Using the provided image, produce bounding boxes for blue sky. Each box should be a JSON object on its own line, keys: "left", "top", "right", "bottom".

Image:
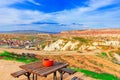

{"left": 0, "top": 0, "right": 120, "bottom": 32}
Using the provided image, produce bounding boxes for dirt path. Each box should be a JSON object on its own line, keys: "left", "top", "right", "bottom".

{"left": 0, "top": 48, "right": 100, "bottom": 55}
{"left": 0, "top": 60, "right": 25, "bottom": 80}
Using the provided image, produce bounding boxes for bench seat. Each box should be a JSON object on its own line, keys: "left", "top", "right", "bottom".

{"left": 71, "top": 76, "right": 83, "bottom": 80}
{"left": 60, "top": 68, "right": 76, "bottom": 75}
{"left": 11, "top": 70, "right": 27, "bottom": 78}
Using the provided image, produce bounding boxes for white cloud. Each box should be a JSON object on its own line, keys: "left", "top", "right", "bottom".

{"left": 88, "top": 0, "right": 115, "bottom": 9}
{"left": 0, "top": 0, "right": 119, "bottom": 31}
{"left": 51, "top": 0, "right": 120, "bottom": 28}
{"left": 0, "top": 0, "right": 24, "bottom": 7}
{"left": 0, "top": 7, "right": 52, "bottom": 24}
{"left": 28, "top": 0, "right": 41, "bottom": 6}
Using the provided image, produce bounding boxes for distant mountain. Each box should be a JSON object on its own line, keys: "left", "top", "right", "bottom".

{"left": 0, "top": 30, "right": 59, "bottom": 34}
{"left": 55, "top": 28, "right": 120, "bottom": 36}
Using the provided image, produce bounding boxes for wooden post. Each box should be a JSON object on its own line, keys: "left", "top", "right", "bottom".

{"left": 32, "top": 74, "right": 34, "bottom": 80}
{"left": 35, "top": 74, "right": 37, "bottom": 80}
{"left": 26, "top": 72, "right": 31, "bottom": 80}
{"left": 53, "top": 72, "right": 57, "bottom": 80}
{"left": 59, "top": 70, "right": 63, "bottom": 80}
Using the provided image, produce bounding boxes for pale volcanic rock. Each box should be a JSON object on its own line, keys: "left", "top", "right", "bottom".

{"left": 114, "top": 53, "right": 120, "bottom": 62}
{"left": 61, "top": 41, "right": 79, "bottom": 51}
{"left": 43, "top": 39, "right": 64, "bottom": 51}
{"left": 87, "top": 46, "right": 97, "bottom": 50}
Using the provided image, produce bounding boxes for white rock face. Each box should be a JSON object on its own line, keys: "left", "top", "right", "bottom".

{"left": 61, "top": 41, "right": 79, "bottom": 51}
{"left": 93, "top": 42, "right": 100, "bottom": 46}
{"left": 103, "top": 41, "right": 120, "bottom": 47}
{"left": 93, "top": 41, "right": 120, "bottom": 47}
{"left": 44, "top": 39, "right": 79, "bottom": 51}
{"left": 43, "top": 39, "right": 63, "bottom": 51}
{"left": 87, "top": 46, "right": 97, "bottom": 50}
{"left": 114, "top": 53, "right": 120, "bottom": 62}
{"left": 43, "top": 39, "right": 120, "bottom": 51}
{"left": 79, "top": 45, "right": 86, "bottom": 51}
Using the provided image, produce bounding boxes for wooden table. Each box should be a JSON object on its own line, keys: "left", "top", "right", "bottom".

{"left": 20, "top": 61, "right": 69, "bottom": 80}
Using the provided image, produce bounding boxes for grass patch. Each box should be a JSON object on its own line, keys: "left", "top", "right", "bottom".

{"left": 0, "top": 51, "right": 38, "bottom": 63}
{"left": 73, "top": 37, "right": 89, "bottom": 44}
{"left": 96, "top": 52, "right": 108, "bottom": 58}
{"left": 71, "top": 68, "right": 120, "bottom": 80}
{"left": 101, "top": 52, "right": 108, "bottom": 57}
{"left": 115, "top": 51, "right": 120, "bottom": 55}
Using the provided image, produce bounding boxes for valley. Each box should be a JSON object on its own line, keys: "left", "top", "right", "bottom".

{"left": 0, "top": 29, "right": 120, "bottom": 80}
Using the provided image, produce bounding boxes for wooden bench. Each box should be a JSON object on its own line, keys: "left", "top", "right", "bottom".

{"left": 71, "top": 76, "right": 83, "bottom": 80}
{"left": 60, "top": 68, "right": 76, "bottom": 75}
{"left": 11, "top": 70, "right": 27, "bottom": 78}
{"left": 22, "top": 53, "right": 35, "bottom": 58}
{"left": 29, "top": 53, "right": 35, "bottom": 58}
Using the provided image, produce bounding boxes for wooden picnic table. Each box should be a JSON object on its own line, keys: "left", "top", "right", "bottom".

{"left": 20, "top": 61, "right": 69, "bottom": 80}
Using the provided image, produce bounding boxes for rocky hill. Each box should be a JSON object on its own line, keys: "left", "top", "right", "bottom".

{"left": 0, "top": 30, "right": 58, "bottom": 34}
{"left": 53, "top": 29, "right": 120, "bottom": 37}
{"left": 43, "top": 38, "right": 120, "bottom": 51}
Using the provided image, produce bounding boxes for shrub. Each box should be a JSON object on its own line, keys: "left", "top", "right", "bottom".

{"left": 0, "top": 51, "right": 38, "bottom": 63}
{"left": 101, "top": 52, "right": 108, "bottom": 57}
{"left": 73, "top": 37, "right": 89, "bottom": 44}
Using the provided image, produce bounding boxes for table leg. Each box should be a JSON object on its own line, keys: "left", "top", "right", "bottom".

{"left": 34, "top": 74, "right": 37, "bottom": 80}
{"left": 59, "top": 71, "right": 63, "bottom": 80}
{"left": 26, "top": 72, "right": 31, "bottom": 80}
{"left": 32, "top": 74, "right": 34, "bottom": 80}
{"left": 53, "top": 72, "right": 57, "bottom": 80}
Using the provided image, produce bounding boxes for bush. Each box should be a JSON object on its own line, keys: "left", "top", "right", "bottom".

{"left": 0, "top": 51, "right": 38, "bottom": 63}
{"left": 73, "top": 37, "right": 89, "bottom": 44}
{"left": 101, "top": 52, "right": 108, "bottom": 57}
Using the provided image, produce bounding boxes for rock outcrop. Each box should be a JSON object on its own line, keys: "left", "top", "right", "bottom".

{"left": 44, "top": 39, "right": 120, "bottom": 51}
{"left": 53, "top": 29, "right": 120, "bottom": 37}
